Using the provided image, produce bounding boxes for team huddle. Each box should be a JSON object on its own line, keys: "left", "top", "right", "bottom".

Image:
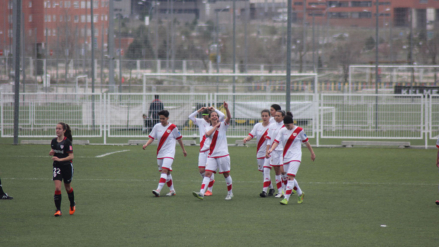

{"left": 143, "top": 102, "right": 316, "bottom": 205}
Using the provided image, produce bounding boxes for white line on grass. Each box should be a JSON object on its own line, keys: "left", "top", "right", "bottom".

{"left": 2, "top": 177, "right": 436, "bottom": 186}
{"left": 95, "top": 150, "right": 130, "bottom": 158}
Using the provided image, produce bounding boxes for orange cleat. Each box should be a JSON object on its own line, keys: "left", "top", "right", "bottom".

{"left": 69, "top": 205, "right": 76, "bottom": 215}
{"left": 54, "top": 210, "right": 62, "bottom": 217}
{"left": 204, "top": 191, "right": 212, "bottom": 196}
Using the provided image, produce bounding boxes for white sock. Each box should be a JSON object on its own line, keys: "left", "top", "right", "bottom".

{"left": 284, "top": 180, "right": 295, "bottom": 200}
{"left": 263, "top": 167, "right": 272, "bottom": 192}
{"left": 275, "top": 175, "right": 282, "bottom": 193}
{"left": 208, "top": 173, "right": 215, "bottom": 192}
{"left": 166, "top": 174, "right": 174, "bottom": 191}
{"left": 156, "top": 173, "right": 167, "bottom": 192}
{"left": 294, "top": 179, "right": 302, "bottom": 195}
{"left": 200, "top": 177, "right": 210, "bottom": 195}
{"left": 225, "top": 176, "right": 232, "bottom": 194}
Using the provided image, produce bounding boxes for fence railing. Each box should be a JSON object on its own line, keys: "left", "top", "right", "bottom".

{"left": 1, "top": 92, "right": 437, "bottom": 147}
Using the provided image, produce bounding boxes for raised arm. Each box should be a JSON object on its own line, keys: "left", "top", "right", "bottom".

{"left": 223, "top": 102, "right": 232, "bottom": 125}
{"left": 189, "top": 109, "right": 201, "bottom": 122}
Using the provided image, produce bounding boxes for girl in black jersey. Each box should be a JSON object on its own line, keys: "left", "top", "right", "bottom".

{"left": 49, "top": 122, "right": 75, "bottom": 217}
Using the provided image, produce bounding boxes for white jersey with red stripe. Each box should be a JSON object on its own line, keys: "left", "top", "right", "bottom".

{"left": 206, "top": 122, "right": 229, "bottom": 158}
{"left": 436, "top": 136, "right": 439, "bottom": 148}
{"left": 148, "top": 122, "right": 182, "bottom": 159}
{"left": 274, "top": 126, "right": 308, "bottom": 163}
{"left": 266, "top": 121, "right": 284, "bottom": 151}
{"left": 248, "top": 122, "right": 270, "bottom": 159}
{"left": 188, "top": 110, "right": 225, "bottom": 152}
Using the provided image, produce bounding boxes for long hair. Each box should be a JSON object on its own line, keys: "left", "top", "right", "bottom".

{"left": 58, "top": 122, "right": 73, "bottom": 141}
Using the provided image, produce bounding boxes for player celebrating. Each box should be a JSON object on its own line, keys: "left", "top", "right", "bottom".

{"left": 243, "top": 109, "right": 275, "bottom": 197}
{"left": 268, "top": 115, "right": 315, "bottom": 205}
{"left": 266, "top": 110, "right": 292, "bottom": 198}
{"left": 436, "top": 136, "right": 439, "bottom": 206}
{"left": 188, "top": 107, "right": 225, "bottom": 196}
{"left": 49, "top": 122, "right": 75, "bottom": 217}
{"left": 193, "top": 102, "right": 233, "bottom": 200}
{"left": 143, "top": 110, "right": 187, "bottom": 197}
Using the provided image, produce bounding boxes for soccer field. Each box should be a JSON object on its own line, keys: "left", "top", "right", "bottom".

{"left": 1, "top": 145, "right": 438, "bottom": 247}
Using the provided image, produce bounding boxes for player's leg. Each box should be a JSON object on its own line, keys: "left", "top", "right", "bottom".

{"left": 0, "top": 177, "right": 13, "bottom": 199}
{"left": 281, "top": 164, "right": 289, "bottom": 195}
{"left": 281, "top": 161, "right": 303, "bottom": 205}
{"left": 165, "top": 159, "right": 176, "bottom": 196}
{"left": 193, "top": 158, "right": 216, "bottom": 199}
{"left": 62, "top": 163, "right": 75, "bottom": 215}
{"left": 271, "top": 151, "right": 284, "bottom": 197}
{"left": 153, "top": 159, "right": 168, "bottom": 197}
{"left": 258, "top": 159, "right": 268, "bottom": 197}
{"left": 198, "top": 152, "right": 207, "bottom": 178}
{"left": 52, "top": 167, "right": 63, "bottom": 216}
{"left": 219, "top": 156, "right": 233, "bottom": 200}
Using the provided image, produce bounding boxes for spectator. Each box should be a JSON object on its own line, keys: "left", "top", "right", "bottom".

{"left": 148, "top": 95, "right": 164, "bottom": 131}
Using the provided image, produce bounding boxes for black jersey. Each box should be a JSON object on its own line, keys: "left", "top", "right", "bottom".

{"left": 51, "top": 137, "right": 73, "bottom": 167}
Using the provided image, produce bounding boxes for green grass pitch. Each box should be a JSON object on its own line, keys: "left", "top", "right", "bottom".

{"left": 1, "top": 144, "right": 439, "bottom": 247}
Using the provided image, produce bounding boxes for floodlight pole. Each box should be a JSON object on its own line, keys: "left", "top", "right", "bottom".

{"left": 286, "top": 0, "right": 292, "bottom": 112}
{"left": 232, "top": 0, "right": 236, "bottom": 124}
{"left": 13, "top": 0, "right": 22, "bottom": 145}
{"left": 375, "top": 0, "right": 379, "bottom": 131}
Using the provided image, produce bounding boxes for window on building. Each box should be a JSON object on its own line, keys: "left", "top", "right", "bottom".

{"left": 47, "top": 1, "right": 51, "bottom": 8}
{"left": 419, "top": 0, "right": 428, "bottom": 3}
{"left": 294, "top": 2, "right": 302, "bottom": 5}
{"left": 65, "top": 1, "right": 71, "bottom": 8}
{"left": 94, "top": 1, "right": 98, "bottom": 8}
{"left": 351, "top": 1, "right": 372, "bottom": 7}
{"left": 81, "top": 15, "right": 86, "bottom": 22}
{"left": 376, "top": 2, "right": 391, "bottom": 5}
{"left": 67, "top": 15, "right": 71, "bottom": 21}
{"left": 87, "top": 29, "right": 91, "bottom": 36}
{"left": 53, "top": 15, "right": 56, "bottom": 22}
{"left": 8, "top": 15, "right": 13, "bottom": 23}
{"left": 60, "top": 1, "right": 63, "bottom": 7}
{"left": 95, "top": 30, "right": 99, "bottom": 36}
{"left": 309, "top": 2, "right": 326, "bottom": 6}
{"left": 29, "top": 15, "right": 32, "bottom": 22}
{"left": 74, "top": 15, "right": 79, "bottom": 22}
{"left": 29, "top": 1, "right": 32, "bottom": 7}
{"left": 29, "top": 30, "right": 32, "bottom": 36}
{"left": 9, "top": 30, "right": 13, "bottom": 37}
{"left": 53, "top": 29, "right": 56, "bottom": 36}
{"left": 48, "top": 15, "right": 51, "bottom": 22}
{"left": 359, "top": 11, "right": 371, "bottom": 18}
{"left": 73, "top": 1, "right": 79, "bottom": 8}
{"left": 8, "top": 0, "right": 13, "bottom": 9}
{"left": 48, "top": 29, "right": 51, "bottom": 36}
{"left": 81, "top": 1, "right": 85, "bottom": 8}
{"left": 328, "top": 1, "right": 348, "bottom": 7}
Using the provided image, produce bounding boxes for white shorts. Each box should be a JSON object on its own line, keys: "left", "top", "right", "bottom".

{"left": 198, "top": 151, "right": 208, "bottom": 168}
{"left": 270, "top": 151, "right": 283, "bottom": 167}
{"left": 257, "top": 158, "right": 271, "bottom": 172}
{"left": 157, "top": 158, "right": 174, "bottom": 172}
{"left": 285, "top": 161, "right": 300, "bottom": 176}
{"left": 206, "top": 156, "right": 231, "bottom": 174}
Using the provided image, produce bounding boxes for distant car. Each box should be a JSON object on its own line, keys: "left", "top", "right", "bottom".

{"left": 272, "top": 15, "right": 287, "bottom": 22}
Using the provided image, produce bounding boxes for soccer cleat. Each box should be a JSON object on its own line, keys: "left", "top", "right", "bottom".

{"left": 274, "top": 192, "right": 284, "bottom": 198}
{"left": 268, "top": 189, "right": 275, "bottom": 196}
{"left": 152, "top": 190, "right": 160, "bottom": 197}
{"left": 69, "top": 203, "right": 76, "bottom": 215}
{"left": 166, "top": 190, "right": 176, "bottom": 196}
{"left": 192, "top": 191, "right": 204, "bottom": 200}
{"left": 436, "top": 200, "right": 439, "bottom": 206}
{"left": 54, "top": 210, "right": 62, "bottom": 217}
{"left": 280, "top": 198, "right": 289, "bottom": 205}
{"left": 260, "top": 191, "right": 267, "bottom": 197}
{"left": 225, "top": 193, "right": 233, "bottom": 201}
{"left": 1, "top": 193, "right": 13, "bottom": 199}
{"left": 204, "top": 191, "right": 212, "bottom": 196}
{"left": 298, "top": 192, "right": 305, "bottom": 204}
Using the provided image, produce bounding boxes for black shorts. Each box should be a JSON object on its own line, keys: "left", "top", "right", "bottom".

{"left": 52, "top": 163, "right": 74, "bottom": 184}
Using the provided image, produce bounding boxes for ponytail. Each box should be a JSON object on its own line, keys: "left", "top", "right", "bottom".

{"left": 58, "top": 122, "right": 73, "bottom": 141}
{"left": 286, "top": 111, "right": 293, "bottom": 117}
{"left": 271, "top": 104, "right": 281, "bottom": 111}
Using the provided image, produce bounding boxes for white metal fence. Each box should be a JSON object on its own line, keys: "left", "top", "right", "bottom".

{"left": 1, "top": 92, "right": 437, "bottom": 145}
{"left": 0, "top": 93, "right": 103, "bottom": 137}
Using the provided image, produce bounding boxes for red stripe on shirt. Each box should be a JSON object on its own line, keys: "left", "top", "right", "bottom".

{"left": 148, "top": 135, "right": 154, "bottom": 139}
{"left": 283, "top": 127, "right": 303, "bottom": 158}
{"left": 302, "top": 138, "right": 309, "bottom": 143}
{"left": 256, "top": 129, "right": 268, "bottom": 155}
{"left": 437, "top": 145, "right": 439, "bottom": 148}
{"left": 208, "top": 126, "right": 220, "bottom": 156}
{"left": 248, "top": 133, "right": 254, "bottom": 138}
{"left": 156, "top": 124, "right": 177, "bottom": 156}
{"left": 208, "top": 154, "right": 229, "bottom": 159}
{"left": 199, "top": 135, "right": 206, "bottom": 151}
